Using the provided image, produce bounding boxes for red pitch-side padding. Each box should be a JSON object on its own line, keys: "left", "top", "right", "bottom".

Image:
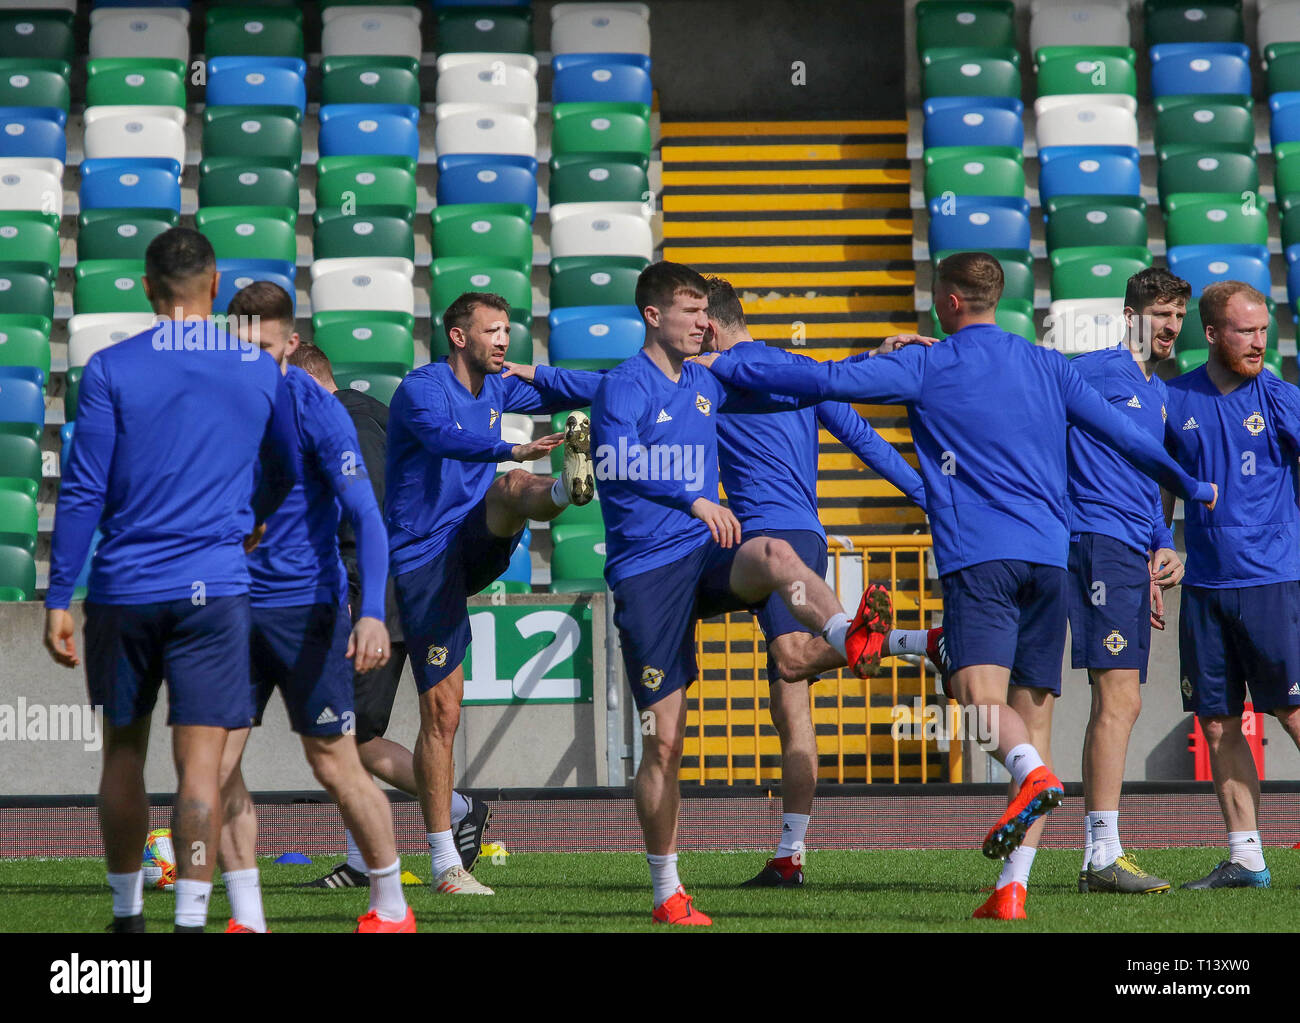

{"left": 1189, "top": 704, "right": 1265, "bottom": 781}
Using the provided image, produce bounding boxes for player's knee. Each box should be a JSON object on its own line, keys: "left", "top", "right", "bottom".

{"left": 498, "top": 468, "right": 533, "bottom": 500}
{"left": 420, "top": 700, "right": 460, "bottom": 744}
{"left": 643, "top": 731, "right": 684, "bottom": 769}
{"left": 305, "top": 747, "right": 347, "bottom": 793}
{"left": 1200, "top": 715, "right": 1239, "bottom": 749}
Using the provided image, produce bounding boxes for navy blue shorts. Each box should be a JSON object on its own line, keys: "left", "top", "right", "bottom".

{"left": 85, "top": 594, "right": 253, "bottom": 728}
{"left": 1179, "top": 582, "right": 1300, "bottom": 717}
{"left": 1068, "top": 533, "right": 1152, "bottom": 683}
{"left": 250, "top": 602, "right": 355, "bottom": 736}
{"left": 394, "top": 496, "right": 521, "bottom": 693}
{"left": 748, "top": 528, "right": 829, "bottom": 683}
{"left": 939, "top": 560, "right": 1067, "bottom": 695}
{"left": 613, "top": 540, "right": 754, "bottom": 710}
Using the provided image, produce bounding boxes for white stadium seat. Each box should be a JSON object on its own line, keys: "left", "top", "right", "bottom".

{"left": 434, "top": 107, "right": 536, "bottom": 158}
{"left": 1043, "top": 298, "right": 1126, "bottom": 356}
{"left": 88, "top": 10, "right": 190, "bottom": 63}
{"left": 1029, "top": 4, "right": 1130, "bottom": 52}
{"left": 310, "top": 258, "right": 415, "bottom": 316}
{"left": 551, "top": 8, "right": 651, "bottom": 56}
{"left": 82, "top": 106, "right": 187, "bottom": 165}
{"left": 549, "top": 202, "right": 654, "bottom": 262}
{"left": 435, "top": 61, "right": 538, "bottom": 113}
{"left": 1034, "top": 96, "right": 1138, "bottom": 149}
{"left": 321, "top": 7, "right": 423, "bottom": 61}
{"left": 436, "top": 53, "right": 539, "bottom": 76}
{"left": 0, "top": 159, "right": 63, "bottom": 218}
{"left": 68, "top": 314, "right": 159, "bottom": 368}
{"left": 551, "top": 3, "right": 649, "bottom": 22}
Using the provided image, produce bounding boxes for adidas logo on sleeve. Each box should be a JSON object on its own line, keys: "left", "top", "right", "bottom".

{"left": 656, "top": 409, "right": 672, "bottom": 423}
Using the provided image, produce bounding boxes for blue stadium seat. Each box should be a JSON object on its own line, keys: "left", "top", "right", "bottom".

{"left": 497, "top": 542, "right": 532, "bottom": 586}
{"left": 0, "top": 103, "right": 65, "bottom": 128}
{"left": 0, "top": 375, "right": 44, "bottom": 438}
{"left": 318, "top": 104, "right": 420, "bottom": 161}
{"left": 0, "top": 365, "right": 44, "bottom": 390}
{"left": 552, "top": 54, "right": 653, "bottom": 106}
{"left": 1037, "top": 145, "right": 1141, "bottom": 201}
{"left": 1149, "top": 43, "right": 1252, "bottom": 99}
{"left": 214, "top": 259, "right": 297, "bottom": 315}
{"left": 1166, "top": 244, "right": 1270, "bottom": 297}
{"left": 1284, "top": 243, "right": 1300, "bottom": 321}
{"left": 435, "top": 154, "right": 538, "bottom": 219}
{"left": 79, "top": 157, "right": 182, "bottom": 212}
{"left": 548, "top": 305, "right": 645, "bottom": 368}
{"left": 0, "top": 106, "right": 65, "bottom": 162}
{"left": 922, "top": 96, "right": 1024, "bottom": 149}
{"left": 59, "top": 421, "right": 72, "bottom": 466}
{"left": 1270, "top": 92, "right": 1300, "bottom": 148}
{"left": 926, "top": 195, "right": 1030, "bottom": 254}
{"left": 206, "top": 56, "right": 308, "bottom": 112}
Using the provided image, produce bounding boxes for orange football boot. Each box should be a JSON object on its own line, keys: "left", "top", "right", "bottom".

{"left": 354, "top": 907, "right": 417, "bottom": 933}
{"left": 972, "top": 882, "right": 1027, "bottom": 920}
{"left": 651, "top": 886, "right": 712, "bottom": 926}
{"left": 982, "top": 765, "right": 1064, "bottom": 860}
{"left": 845, "top": 584, "right": 893, "bottom": 679}
{"left": 224, "top": 919, "right": 266, "bottom": 933}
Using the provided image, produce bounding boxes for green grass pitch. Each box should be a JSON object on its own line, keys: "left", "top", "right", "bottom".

{"left": 3, "top": 848, "right": 1299, "bottom": 932}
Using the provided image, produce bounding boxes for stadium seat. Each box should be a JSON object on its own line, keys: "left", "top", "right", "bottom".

{"left": 921, "top": 97, "right": 1024, "bottom": 149}
{"left": 0, "top": 211, "right": 58, "bottom": 273}
{"left": 321, "top": 6, "right": 423, "bottom": 60}
{"left": 0, "top": 481, "right": 37, "bottom": 553}
{"left": 199, "top": 157, "right": 300, "bottom": 212}
{"left": 430, "top": 259, "right": 531, "bottom": 324}
{"left": 1043, "top": 195, "right": 1148, "bottom": 252}
{"left": 321, "top": 56, "right": 421, "bottom": 107}
{"left": 1156, "top": 95, "right": 1254, "bottom": 150}
{"left": 437, "top": 155, "right": 539, "bottom": 217}
{"left": 915, "top": 1, "right": 1015, "bottom": 54}
{"left": 550, "top": 262, "right": 641, "bottom": 308}
{"left": 921, "top": 47, "right": 1021, "bottom": 100}
{"left": 1167, "top": 243, "right": 1271, "bottom": 296}
{"left": 83, "top": 106, "right": 185, "bottom": 165}
{"left": 67, "top": 313, "right": 153, "bottom": 368}
{"left": 932, "top": 298, "right": 1036, "bottom": 342}
{"left": 312, "top": 314, "right": 415, "bottom": 376}
{"left": 551, "top": 102, "right": 651, "bottom": 155}
{"left": 549, "top": 305, "right": 644, "bottom": 369}
{"left": 0, "top": 58, "right": 70, "bottom": 111}
{"left": 551, "top": 494, "right": 604, "bottom": 546}
{"left": 548, "top": 153, "right": 648, "bottom": 205}
{"left": 89, "top": 8, "right": 189, "bottom": 63}
{"left": 933, "top": 248, "right": 1035, "bottom": 306}
{"left": 202, "top": 106, "right": 302, "bottom": 172}
{"left": 206, "top": 57, "right": 307, "bottom": 112}
{"left": 0, "top": 424, "right": 39, "bottom": 485}
{"left": 0, "top": 374, "right": 44, "bottom": 438}
{"left": 1270, "top": 92, "right": 1300, "bottom": 148}
{"left": 1283, "top": 244, "right": 1300, "bottom": 320}
{"left": 0, "top": 546, "right": 36, "bottom": 601}
{"left": 85, "top": 57, "right": 186, "bottom": 108}
{"left": 73, "top": 260, "right": 150, "bottom": 315}
{"left": 922, "top": 145, "right": 1024, "bottom": 201}
{"left": 317, "top": 154, "right": 417, "bottom": 213}
{"left": 926, "top": 196, "right": 1032, "bottom": 253}
{"left": 485, "top": 543, "right": 532, "bottom": 592}
{"left": 1042, "top": 298, "right": 1127, "bottom": 356}
{"left": 313, "top": 209, "right": 415, "bottom": 262}
{"left": 1164, "top": 192, "right": 1268, "bottom": 247}
{"left": 1049, "top": 246, "right": 1153, "bottom": 300}
{"left": 1037, "top": 145, "right": 1141, "bottom": 201}
{"left": 1265, "top": 42, "right": 1300, "bottom": 95}
{"left": 1150, "top": 43, "right": 1252, "bottom": 99}
{"left": 551, "top": 5, "right": 649, "bottom": 55}
{"left": 1158, "top": 144, "right": 1259, "bottom": 200}
{"left": 204, "top": 8, "right": 304, "bottom": 59}
{"left": 309, "top": 258, "right": 415, "bottom": 317}
{"left": 0, "top": 107, "right": 64, "bottom": 162}
{"left": 1274, "top": 142, "right": 1300, "bottom": 211}
{"left": 318, "top": 104, "right": 419, "bottom": 161}
{"left": 0, "top": 159, "right": 63, "bottom": 218}
{"left": 195, "top": 206, "right": 297, "bottom": 264}
{"left": 0, "top": 268, "right": 53, "bottom": 319}
{"left": 549, "top": 535, "right": 606, "bottom": 593}
{"left": 213, "top": 260, "right": 296, "bottom": 316}
{"left": 435, "top": 58, "right": 539, "bottom": 111}
{"left": 430, "top": 203, "right": 533, "bottom": 270}
{"left": 79, "top": 157, "right": 182, "bottom": 212}
{"left": 0, "top": 314, "right": 51, "bottom": 382}
{"left": 77, "top": 208, "right": 178, "bottom": 261}
{"left": 433, "top": 106, "right": 536, "bottom": 159}
{"left": 333, "top": 369, "right": 404, "bottom": 406}
{"left": 0, "top": 475, "right": 36, "bottom": 501}
{"left": 1030, "top": 6, "right": 1130, "bottom": 52}
{"left": 549, "top": 202, "right": 654, "bottom": 262}
{"left": 1034, "top": 96, "right": 1138, "bottom": 149}
{"left": 552, "top": 54, "right": 652, "bottom": 107}
{"left": 1033, "top": 45, "right": 1137, "bottom": 98}
{"left": 0, "top": 11, "right": 75, "bottom": 63}
{"left": 1146, "top": 4, "right": 1244, "bottom": 46}
{"left": 435, "top": 7, "right": 534, "bottom": 53}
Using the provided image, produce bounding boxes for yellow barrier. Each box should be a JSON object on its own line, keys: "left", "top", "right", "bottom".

{"left": 681, "top": 535, "right": 961, "bottom": 785}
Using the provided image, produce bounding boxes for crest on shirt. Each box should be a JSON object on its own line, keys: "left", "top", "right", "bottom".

{"left": 695, "top": 392, "right": 711, "bottom": 416}
{"left": 1126, "top": 394, "right": 1141, "bottom": 409}
{"left": 1161, "top": 404, "right": 1167, "bottom": 422}
{"left": 1103, "top": 630, "right": 1128, "bottom": 655}
{"left": 641, "top": 666, "right": 664, "bottom": 692}
{"left": 1244, "top": 411, "right": 1265, "bottom": 436}
{"left": 489, "top": 408, "right": 499, "bottom": 429}
{"left": 426, "top": 645, "right": 448, "bottom": 668}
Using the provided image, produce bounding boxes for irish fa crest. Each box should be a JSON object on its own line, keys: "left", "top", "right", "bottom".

{"left": 489, "top": 408, "right": 500, "bottom": 429}
{"left": 641, "top": 666, "right": 664, "bottom": 692}
{"left": 1244, "top": 411, "right": 1265, "bottom": 436}
{"left": 426, "top": 645, "right": 448, "bottom": 667}
{"left": 695, "top": 393, "right": 711, "bottom": 416}
{"left": 1103, "top": 630, "right": 1127, "bottom": 655}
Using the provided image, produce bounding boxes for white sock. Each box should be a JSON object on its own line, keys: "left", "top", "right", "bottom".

{"left": 821, "top": 612, "right": 849, "bottom": 658}
{"left": 1004, "top": 743, "right": 1044, "bottom": 788}
{"left": 1081, "top": 816, "right": 1093, "bottom": 873}
{"left": 887, "top": 630, "right": 930, "bottom": 656}
{"left": 646, "top": 852, "right": 681, "bottom": 907}
{"left": 222, "top": 868, "right": 266, "bottom": 933}
{"left": 1228, "top": 830, "right": 1266, "bottom": 872}
{"left": 173, "top": 878, "right": 213, "bottom": 929}
{"left": 550, "top": 477, "right": 571, "bottom": 508}
{"left": 428, "top": 830, "right": 461, "bottom": 876}
{"left": 367, "top": 859, "right": 408, "bottom": 922}
{"left": 451, "top": 791, "right": 471, "bottom": 827}
{"left": 1087, "top": 810, "right": 1123, "bottom": 869}
{"left": 344, "top": 828, "right": 367, "bottom": 873}
{"left": 776, "top": 812, "right": 810, "bottom": 861}
{"left": 107, "top": 870, "right": 143, "bottom": 918}
{"left": 997, "top": 845, "right": 1036, "bottom": 890}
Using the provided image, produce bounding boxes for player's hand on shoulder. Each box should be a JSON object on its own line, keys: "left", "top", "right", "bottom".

{"left": 44, "top": 608, "right": 79, "bottom": 668}
{"left": 690, "top": 497, "right": 742, "bottom": 548}
{"left": 348, "top": 616, "right": 390, "bottom": 674}
{"left": 243, "top": 523, "right": 266, "bottom": 553}
{"left": 502, "top": 362, "right": 536, "bottom": 383}
{"left": 512, "top": 432, "right": 565, "bottom": 463}
{"left": 1149, "top": 547, "right": 1184, "bottom": 588}
{"left": 874, "top": 334, "right": 938, "bottom": 356}
{"left": 691, "top": 352, "right": 722, "bottom": 370}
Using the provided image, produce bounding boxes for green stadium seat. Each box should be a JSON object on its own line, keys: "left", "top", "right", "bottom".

{"left": 922, "top": 145, "right": 1024, "bottom": 201}
{"left": 316, "top": 155, "right": 417, "bottom": 214}
{"left": 1265, "top": 43, "right": 1300, "bottom": 95}
{"left": 931, "top": 248, "right": 1034, "bottom": 306}
{"left": 199, "top": 158, "right": 301, "bottom": 212}
{"left": 1273, "top": 143, "right": 1300, "bottom": 211}
{"left": 1050, "top": 246, "right": 1153, "bottom": 300}
{"left": 77, "top": 209, "right": 178, "bottom": 262}
{"left": 0, "top": 544, "right": 35, "bottom": 600}
{"left": 921, "top": 47, "right": 1021, "bottom": 100}
{"left": 311, "top": 316, "right": 414, "bottom": 376}
{"left": 0, "top": 585, "right": 26, "bottom": 601}
{"left": 63, "top": 363, "right": 81, "bottom": 420}
{"left": 204, "top": 9, "right": 305, "bottom": 59}
{"left": 551, "top": 103, "right": 652, "bottom": 157}
{"left": 1157, "top": 146, "right": 1258, "bottom": 207}
{"left": 1043, "top": 196, "right": 1148, "bottom": 252}
{"left": 436, "top": 8, "right": 533, "bottom": 54}
{"left": 0, "top": 12, "right": 75, "bottom": 63}
{"left": 1164, "top": 192, "right": 1267, "bottom": 248}
{"left": 1145, "top": 3, "right": 1243, "bottom": 46}
{"left": 321, "top": 56, "right": 420, "bottom": 107}
{"left": 0, "top": 211, "right": 58, "bottom": 275}
{"left": 431, "top": 203, "right": 532, "bottom": 271}
{"left": 73, "top": 260, "right": 150, "bottom": 315}
{"left": 0, "top": 487, "right": 37, "bottom": 553}
{"left": 202, "top": 107, "right": 303, "bottom": 174}
{"left": 550, "top": 263, "right": 641, "bottom": 309}
{"left": 932, "top": 298, "right": 1036, "bottom": 342}
{"left": 0, "top": 475, "right": 36, "bottom": 500}
{"left": 916, "top": 1, "right": 1015, "bottom": 55}
{"left": 550, "top": 495, "right": 605, "bottom": 547}
{"left": 196, "top": 206, "right": 298, "bottom": 264}
{"left": 0, "top": 268, "right": 53, "bottom": 320}
{"left": 313, "top": 208, "right": 414, "bottom": 262}
{"left": 86, "top": 58, "right": 186, "bottom": 109}
{"left": 430, "top": 258, "right": 531, "bottom": 326}
{"left": 549, "top": 154, "right": 650, "bottom": 206}
{"left": 0, "top": 315, "right": 50, "bottom": 383}
{"left": 549, "top": 535, "right": 606, "bottom": 593}
{"left": 0, "top": 423, "right": 40, "bottom": 483}
{"left": 1154, "top": 95, "right": 1254, "bottom": 151}
{"left": 0, "top": 58, "right": 70, "bottom": 111}
{"left": 334, "top": 369, "right": 405, "bottom": 406}
{"left": 1034, "top": 46, "right": 1137, "bottom": 98}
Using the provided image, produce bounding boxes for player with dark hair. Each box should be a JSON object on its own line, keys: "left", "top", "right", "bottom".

{"left": 696, "top": 250, "right": 1218, "bottom": 920}
{"left": 217, "top": 285, "right": 415, "bottom": 932}
{"left": 703, "top": 275, "right": 939, "bottom": 887}
{"left": 289, "top": 344, "right": 491, "bottom": 889}
{"left": 1164, "top": 280, "right": 1300, "bottom": 890}
{"left": 44, "top": 228, "right": 299, "bottom": 933}
{"left": 1068, "top": 267, "right": 1191, "bottom": 897}
{"left": 593, "top": 261, "right": 895, "bottom": 925}
{"left": 386, "top": 291, "right": 599, "bottom": 895}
